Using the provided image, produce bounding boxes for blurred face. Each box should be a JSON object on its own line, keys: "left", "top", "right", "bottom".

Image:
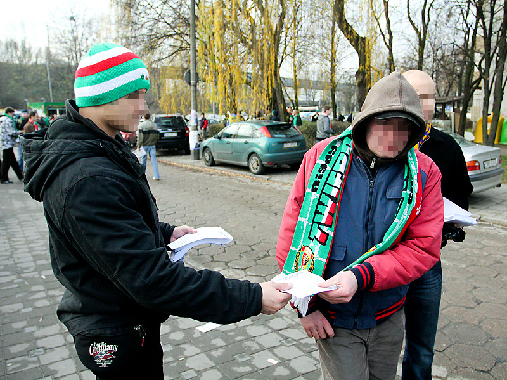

{"left": 30, "top": 113, "right": 39, "bottom": 121}
{"left": 403, "top": 71, "right": 436, "bottom": 122}
{"left": 102, "top": 89, "right": 148, "bottom": 135}
{"left": 366, "top": 118, "right": 412, "bottom": 158}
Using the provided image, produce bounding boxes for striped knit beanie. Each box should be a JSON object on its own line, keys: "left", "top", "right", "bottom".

{"left": 74, "top": 43, "right": 150, "bottom": 107}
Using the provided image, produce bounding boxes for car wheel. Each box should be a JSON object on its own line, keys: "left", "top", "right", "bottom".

{"left": 184, "top": 145, "right": 190, "bottom": 155}
{"left": 203, "top": 148, "right": 215, "bottom": 166}
{"left": 289, "top": 163, "right": 301, "bottom": 170}
{"left": 248, "top": 153, "right": 265, "bottom": 175}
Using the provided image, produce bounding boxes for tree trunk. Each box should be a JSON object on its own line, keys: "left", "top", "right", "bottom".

{"left": 457, "top": 0, "right": 480, "bottom": 136}
{"left": 480, "top": 0, "right": 493, "bottom": 145}
{"left": 486, "top": 1, "right": 507, "bottom": 146}
{"left": 335, "top": 0, "right": 371, "bottom": 109}
{"left": 330, "top": 2, "right": 338, "bottom": 118}
{"left": 292, "top": 0, "right": 299, "bottom": 109}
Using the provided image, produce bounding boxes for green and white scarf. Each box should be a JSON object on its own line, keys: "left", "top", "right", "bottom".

{"left": 282, "top": 127, "right": 422, "bottom": 314}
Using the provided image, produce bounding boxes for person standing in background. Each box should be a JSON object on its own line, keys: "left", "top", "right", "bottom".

{"left": 138, "top": 113, "right": 161, "bottom": 180}
{"left": 401, "top": 70, "right": 473, "bottom": 380}
{"left": 1, "top": 107, "right": 23, "bottom": 184}
{"left": 316, "top": 106, "right": 332, "bottom": 143}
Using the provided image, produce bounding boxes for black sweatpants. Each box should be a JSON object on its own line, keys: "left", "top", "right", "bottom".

{"left": 1, "top": 147, "right": 23, "bottom": 182}
{"left": 74, "top": 323, "right": 164, "bottom": 380}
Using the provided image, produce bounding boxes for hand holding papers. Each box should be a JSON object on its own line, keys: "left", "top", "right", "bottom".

{"left": 134, "top": 146, "right": 146, "bottom": 158}
{"left": 444, "top": 197, "right": 477, "bottom": 226}
{"left": 271, "top": 270, "right": 337, "bottom": 316}
{"left": 168, "top": 227, "right": 233, "bottom": 262}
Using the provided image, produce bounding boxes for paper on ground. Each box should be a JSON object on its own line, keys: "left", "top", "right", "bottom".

{"left": 196, "top": 322, "right": 221, "bottom": 333}
{"left": 168, "top": 227, "right": 233, "bottom": 262}
{"left": 444, "top": 197, "right": 477, "bottom": 226}
{"left": 271, "top": 270, "right": 337, "bottom": 316}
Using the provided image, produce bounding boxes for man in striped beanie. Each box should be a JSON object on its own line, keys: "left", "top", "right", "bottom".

{"left": 21, "top": 43, "right": 292, "bottom": 379}
{"left": 74, "top": 42, "right": 151, "bottom": 135}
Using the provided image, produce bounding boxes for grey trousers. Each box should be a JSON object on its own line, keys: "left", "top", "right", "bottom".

{"left": 317, "top": 309, "right": 405, "bottom": 380}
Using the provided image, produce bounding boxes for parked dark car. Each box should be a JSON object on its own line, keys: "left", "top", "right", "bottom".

{"left": 153, "top": 114, "right": 190, "bottom": 154}
{"left": 201, "top": 121, "right": 306, "bottom": 174}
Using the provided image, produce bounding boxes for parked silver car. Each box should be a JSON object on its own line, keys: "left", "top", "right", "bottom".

{"left": 446, "top": 131, "right": 504, "bottom": 193}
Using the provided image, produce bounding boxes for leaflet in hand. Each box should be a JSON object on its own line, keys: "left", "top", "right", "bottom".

{"left": 168, "top": 227, "right": 233, "bottom": 262}
{"left": 444, "top": 197, "right": 477, "bottom": 226}
{"left": 271, "top": 270, "right": 337, "bottom": 316}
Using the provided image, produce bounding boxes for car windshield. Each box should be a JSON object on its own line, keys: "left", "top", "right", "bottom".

{"left": 266, "top": 123, "right": 300, "bottom": 137}
{"left": 155, "top": 117, "right": 185, "bottom": 128}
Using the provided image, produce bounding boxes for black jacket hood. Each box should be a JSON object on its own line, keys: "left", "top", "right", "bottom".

{"left": 22, "top": 99, "right": 143, "bottom": 201}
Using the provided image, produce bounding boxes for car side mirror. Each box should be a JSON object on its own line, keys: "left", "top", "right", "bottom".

{"left": 216, "top": 134, "right": 222, "bottom": 139}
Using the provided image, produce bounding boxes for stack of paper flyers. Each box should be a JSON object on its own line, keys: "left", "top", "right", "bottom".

{"left": 168, "top": 227, "right": 233, "bottom": 262}
{"left": 271, "top": 270, "right": 337, "bottom": 316}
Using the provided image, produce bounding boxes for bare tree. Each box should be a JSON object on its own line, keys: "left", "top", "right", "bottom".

{"left": 457, "top": 0, "right": 484, "bottom": 136}
{"left": 373, "top": 0, "right": 395, "bottom": 73}
{"left": 487, "top": 1, "right": 507, "bottom": 145}
{"left": 476, "top": 0, "right": 506, "bottom": 145}
{"left": 335, "top": 0, "right": 371, "bottom": 109}
{"left": 407, "top": 0, "right": 436, "bottom": 70}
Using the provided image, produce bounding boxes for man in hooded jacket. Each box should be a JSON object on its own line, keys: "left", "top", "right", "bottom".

{"left": 277, "top": 72, "right": 444, "bottom": 380}
{"left": 22, "top": 42, "right": 291, "bottom": 379}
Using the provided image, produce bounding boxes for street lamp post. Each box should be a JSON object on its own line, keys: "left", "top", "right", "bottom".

{"left": 46, "top": 25, "right": 54, "bottom": 103}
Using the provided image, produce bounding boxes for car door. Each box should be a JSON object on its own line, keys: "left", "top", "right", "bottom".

{"left": 214, "top": 124, "right": 238, "bottom": 161}
{"left": 231, "top": 124, "right": 255, "bottom": 162}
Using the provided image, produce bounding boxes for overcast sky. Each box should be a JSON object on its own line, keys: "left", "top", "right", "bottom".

{"left": 0, "top": 0, "right": 109, "bottom": 49}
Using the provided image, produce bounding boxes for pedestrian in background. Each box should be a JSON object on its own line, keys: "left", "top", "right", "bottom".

{"left": 199, "top": 113, "right": 209, "bottom": 139}
{"left": 277, "top": 72, "right": 443, "bottom": 380}
{"left": 401, "top": 69, "right": 473, "bottom": 380}
{"left": 0, "top": 107, "right": 23, "bottom": 184}
{"left": 18, "top": 111, "right": 40, "bottom": 171}
{"left": 138, "top": 113, "right": 161, "bottom": 180}
{"left": 292, "top": 109, "right": 302, "bottom": 129}
{"left": 22, "top": 42, "right": 291, "bottom": 379}
{"left": 316, "top": 105, "right": 332, "bottom": 143}
{"left": 287, "top": 106, "right": 294, "bottom": 123}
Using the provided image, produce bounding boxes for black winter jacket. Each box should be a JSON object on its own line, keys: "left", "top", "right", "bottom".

{"left": 420, "top": 127, "right": 473, "bottom": 210}
{"left": 22, "top": 100, "right": 262, "bottom": 335}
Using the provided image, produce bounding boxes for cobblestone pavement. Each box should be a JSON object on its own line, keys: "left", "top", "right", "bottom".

{"left": 1, "top": 159, "right": 506, "bottom": 380}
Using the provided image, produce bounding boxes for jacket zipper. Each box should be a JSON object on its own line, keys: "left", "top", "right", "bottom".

{"left": 353, "top": 159, "right": 375, "bottom": 328}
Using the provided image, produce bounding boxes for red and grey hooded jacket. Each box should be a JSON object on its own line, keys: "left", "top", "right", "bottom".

{"left": 276, "top": 72, "right": 444, "bottom": 329}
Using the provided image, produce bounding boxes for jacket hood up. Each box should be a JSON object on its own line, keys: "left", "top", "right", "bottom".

{"left": 22, "top": 99, "right": 143, "bottom": 202}
{"left": 351, "top": 71, "right": 426, "bottom": 166}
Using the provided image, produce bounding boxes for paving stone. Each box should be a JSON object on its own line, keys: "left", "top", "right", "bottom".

{"left": 288, "top": 354, "right": 319, "bottom": 374}
{"left": 443, "top": 344, "right": 496, "bottom": 371}
{"left": 197, "top": 368, "right": 226, "bottom": 380}
{"left": 39, "top": 346, "right": 71, "bottom": 365}
{"left": 218, "top": 360, "right": 256, "bottom": 379}
{"left": 184, "top": 353, "right": 215, "bottom": 371}
{"left": 2, "top": 159, "right": 507, "bottom": 380}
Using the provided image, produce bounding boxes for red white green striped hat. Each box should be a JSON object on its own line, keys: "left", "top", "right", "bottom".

{"left": 74, "top": 43, "right": 150, "bottom": 107}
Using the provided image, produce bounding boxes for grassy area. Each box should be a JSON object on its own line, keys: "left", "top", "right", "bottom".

{"left": 502, "top": 155, "right": 507, "bottom": 184}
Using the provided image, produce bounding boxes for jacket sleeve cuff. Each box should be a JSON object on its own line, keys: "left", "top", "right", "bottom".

{"left": 349, "top": 262, "right": 375, "bottom": 291}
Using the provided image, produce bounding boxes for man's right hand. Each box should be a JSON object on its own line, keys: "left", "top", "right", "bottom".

{"left": 300, "top": 310, "right": 335, "bottom": 339}
{"left": 259, "top": 282, "right": 292, "bottom": 314}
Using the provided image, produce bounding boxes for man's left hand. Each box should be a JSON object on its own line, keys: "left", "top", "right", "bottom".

{"left": 170, "top": 225, "right": 197, "bottom": 243}
{"left": 317, "top": 271, "right": 358, "bottom": 304}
